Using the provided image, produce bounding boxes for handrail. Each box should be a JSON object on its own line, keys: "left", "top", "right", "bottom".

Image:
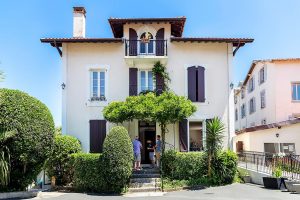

{"left": 124, "top": 39, "right": 168, "bottom": 56}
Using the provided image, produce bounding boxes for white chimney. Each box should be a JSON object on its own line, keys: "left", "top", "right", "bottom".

{"left": 73, "top": 7, "right": 86, "bottom": 38}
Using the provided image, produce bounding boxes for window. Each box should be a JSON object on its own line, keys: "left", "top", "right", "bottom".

{"left": 90, "top": 70, "right": 106, "bottom": 101}
{"left": 235, "top": 109, "right": 238, "bottom": 121}
{"left": 241, "top": 104, "right": 246, "bottom": 118}
{"left": 264, "top": 143, "right": 295, "bottom": 154}
{"left": 187, "top": 66, "right": 205, "bottom": 102}
{"left": 234, "top": 95, "right": 237, "bottom": 104}
{"left": 241, "top": 89, "right": 245, "bottom": 99}
{"left": 248, "top": 76, "right": 255, "bottom": 93}
{"left": 260, "top": 90, "right": 266, "bottom": 109}
{"left": 139, "top": 70, "right": 154, "bottom": 92}
{"left": 249, "top": 97, "right": 256, "bottom": 114}
{"left": 189, "top": 121, "right": 203, "bottom": 151}
{"left": 259, "top": 67, "right": 266, "bottom": 84}
{"left": 292, "top": 83, "right": 300, "bottom": 101}
{"left": 139, "top": 32, "right": 154, "bottom": 54}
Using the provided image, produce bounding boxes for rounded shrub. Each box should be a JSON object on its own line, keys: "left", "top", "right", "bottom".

{"left": 102, "top": 126, "right": 133, "bottom": 193}
{"left": 45, "top": 134, "right": 81, "bottom": 185}
{"left": 0, "top": 89, "right": 55, "bottom": 191}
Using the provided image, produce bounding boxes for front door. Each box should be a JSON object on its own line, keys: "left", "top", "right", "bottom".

{"left": 139, "top": 121, "right": 156, "bottom": 164}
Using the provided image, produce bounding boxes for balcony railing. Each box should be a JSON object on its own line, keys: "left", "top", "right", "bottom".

{"left": 125, "top": 39, "right": 167, "bottom": 56}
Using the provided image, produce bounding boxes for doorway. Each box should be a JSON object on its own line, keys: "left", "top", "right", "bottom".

{"left": 139, "top": 121, "right": 156, "bottom": 164}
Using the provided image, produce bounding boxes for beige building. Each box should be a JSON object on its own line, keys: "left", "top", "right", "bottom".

{"left": 41, "top": 7, "right": 253, "bottom": 163}
{"left": 234, "top": 58, "right": 300, "bottom": 154}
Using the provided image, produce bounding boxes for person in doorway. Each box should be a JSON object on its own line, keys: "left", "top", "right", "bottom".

{"left": 155, "top": 135, "right": 162, "bottom": 168}
{"left": 147, "top": 140, "right": 155, "bottom": 168}
{"left": 133, "top": 136, "right": 142, "bottom": 170}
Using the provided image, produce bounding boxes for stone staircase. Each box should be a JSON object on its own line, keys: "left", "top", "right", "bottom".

{"left": 128, "top": 164, "right": 161, "bottom": 193}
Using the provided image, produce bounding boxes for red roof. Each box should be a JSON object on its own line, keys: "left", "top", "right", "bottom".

{"left": 108, "top": 17, "right": 186, "bottom": 38}
{"left": 170, "top": 37, "right": 254, "bottom": 47}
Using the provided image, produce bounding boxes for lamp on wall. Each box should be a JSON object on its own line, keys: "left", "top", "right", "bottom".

{"left": 61, "top": 83, "right": 66, "bottom": 90}
{"left": 276, "top": 133, "right": 279, "bottom": 138}
{"left": 230, "top": 82, "right": 234, "bottom": 89}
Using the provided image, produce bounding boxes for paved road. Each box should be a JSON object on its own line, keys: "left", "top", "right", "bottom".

{"left": 29, "top": 183, "right": 300, "bottom": 200}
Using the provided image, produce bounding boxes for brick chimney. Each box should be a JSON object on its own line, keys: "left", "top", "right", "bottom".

{"left": 73, "top": 7, "right": 86, "bottom": 38}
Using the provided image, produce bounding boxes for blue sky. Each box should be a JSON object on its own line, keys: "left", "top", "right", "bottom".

{"left": 1, "top": 0, "right": 300, "bottom": 126}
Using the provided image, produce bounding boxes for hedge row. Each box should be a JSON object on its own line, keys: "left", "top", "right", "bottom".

{"left": 69, "top": 126, "right": 133, "bottom": 193}
{"left": 162, "top": 150, "right": 237, "bottom": 185}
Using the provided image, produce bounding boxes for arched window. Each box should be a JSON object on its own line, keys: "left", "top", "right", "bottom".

{"left": 140, "top": 32, "right": 154, "bottom": 54}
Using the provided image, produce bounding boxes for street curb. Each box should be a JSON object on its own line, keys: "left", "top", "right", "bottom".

{"left": 0, "top": 190, "right": 41, "bottom": 199}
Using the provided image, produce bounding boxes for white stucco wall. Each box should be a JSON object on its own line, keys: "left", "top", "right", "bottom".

{"left": 62, "top": 23, "right": 235, "bottom": 152}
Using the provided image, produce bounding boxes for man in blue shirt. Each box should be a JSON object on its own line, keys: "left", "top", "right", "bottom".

{"left": 133, "top": 136, "right": 142, "bottom": 170}
{"left": 155, "top": 135, "right": 161, "bottom": 167}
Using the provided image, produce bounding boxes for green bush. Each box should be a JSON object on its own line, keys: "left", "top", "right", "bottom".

{"left": 210, "top": 150, "right": 238, "bottom": 185}
{"left": 45, "top": 134, "right": 81, "bottom": 185}
{"left": 102, "top": 126, "right": 133, "bottom": 193}
{"left": 162, "top": 150, "right": 237, "bottom": 186}
{"left": 70, "top": 153, "right": 104, "bottom": 192}
{"left": 0, "top": 89, "right": 55, "bottom": 191}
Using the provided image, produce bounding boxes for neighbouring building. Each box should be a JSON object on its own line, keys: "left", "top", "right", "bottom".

{"left": 41, "top": 7, "right": 253, "bottom": 163}
{"left": 234, "top": 58, "right": 300, "bottom": 154}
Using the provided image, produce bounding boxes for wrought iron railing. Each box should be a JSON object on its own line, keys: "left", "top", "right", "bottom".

{"left": 124, "top": 39, "right": 168, "bottom": 56}
{"left": 238, "top": 151, "right": 300, "bottom": 180}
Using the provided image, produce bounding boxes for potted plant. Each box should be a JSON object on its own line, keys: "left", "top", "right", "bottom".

{"left": 263, "top": 167, "right": 282, "bottom": 189}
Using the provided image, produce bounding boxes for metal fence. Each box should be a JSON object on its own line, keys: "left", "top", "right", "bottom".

{"left": 238, "top": 151, "right": 300, "bottom": 180}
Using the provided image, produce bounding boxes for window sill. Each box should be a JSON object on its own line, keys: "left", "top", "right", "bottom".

{"left": 86, "top": 100, "right": 108, "bottom": 107}
{"left": 292, "top": 100, "right": 300, "bottom": 103}
{"left": 192, "top": 101, "right": 209, "bottom": 105}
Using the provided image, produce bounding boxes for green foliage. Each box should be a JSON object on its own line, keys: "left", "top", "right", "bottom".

{"left": 209, "top": 150, "right": 238, "bottom": 185}
{"left": 70, "top": 153, "right": 104, "bottom": 192}
{"left": 162, "top": 150, "right": 237, "bottom": 186}
{"left": 152, "top": 61, "right": 170, "bottom": 90}
{"left": 102, "top": 126, "right": 133, "bottom": 193}
{"left": 272, "top": 167, "right": 282, "bottom": 178}
{"left": 0, "top": 89, "right": 55, "bottom": 191}
{"left": 162, "top": 150, "right": 206, "bottom": 180}
{"left": 45, "top": 134, "right": 81, "bottom": 185}
{"left": 206, "top": 117, "right": 225, "bottom": 177}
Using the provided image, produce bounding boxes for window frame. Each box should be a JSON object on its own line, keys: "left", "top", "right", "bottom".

{"left": 138, "top": 69, "right": 155, "bottom": 93}
{"left": 249, "top": 97, "right": 256, "bottom": 114}
{"left": 248, "top": 76, "right": 255, "bottom": 93}
{"left": 235, "top": 108, "right": 238, "bottom": 121}
{"left": 291, "top": 82, "right": 300, "bottom": 102}
{"left": 241, "top": 104, "right": 246, "bottom": 119}
{"left": 259, "top": 67, "right": 266, "bottom": 85}
{"left": 241, "top": 89, "right": 245, "bottom": 99}
{"left": 260, "top": 90, "right": 266, "bottom": 109}
{"left": 90, "top": 70, "right": 106, "bottom": 101}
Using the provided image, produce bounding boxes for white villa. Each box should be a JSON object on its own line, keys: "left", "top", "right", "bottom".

{"left": 41, "top": 7, "right": 253, "bottom": 163}
{"left": 234, "top": 58, "right": 300, "bottom": 154}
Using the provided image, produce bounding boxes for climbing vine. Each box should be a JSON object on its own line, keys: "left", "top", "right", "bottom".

{"left": 152, "top": 61, "right": 170, "bottom": 90}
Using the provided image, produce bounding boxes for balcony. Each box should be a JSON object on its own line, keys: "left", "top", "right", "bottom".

{"left": 124, "top": 39, "right": 168, "bottom": 65}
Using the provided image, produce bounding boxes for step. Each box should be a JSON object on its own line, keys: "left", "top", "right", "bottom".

{"left": 129, "top": 182, "right": 160, "bottom": 188}
{"left": 131, "top": 173, "right": 161, "bottom": 178}
{"left": 128, "top": 187, "right": 161, "bottom": 193}
{"left": 132, "top": 169, "right": 160, "bottom": 174}
{"left": 130, "top": 177, "right": 161, "bottom": 183}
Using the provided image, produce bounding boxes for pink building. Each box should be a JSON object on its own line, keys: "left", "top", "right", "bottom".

{"left": 234, "top": 58, "right": 300, "bottom": 154}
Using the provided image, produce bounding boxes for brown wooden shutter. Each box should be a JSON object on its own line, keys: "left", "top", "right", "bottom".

{"left": 197, "top": 66, "right": 205, "bottom": 102}
{"left": 155, "top": 73, "right": 164, "bottom": 95}
{"left": 236, "top": 141, "right": 244, "bottom": 152}
{"left": 129, "top": 68, "right": 138, "bottom": 96}
{"left": 129, "top": 28, "right": 137, "bottom": 56}
{"left": 188, "top": 66, "right": 197, "bottom": 102}
{"left": 90, "top": 120, "right": 106, "bottom": 153}
{"left": 155, "top": 28, "right": 165, "bottom": 56}
{"left": 179, "top": 119, "right": 188, "bottom": 152}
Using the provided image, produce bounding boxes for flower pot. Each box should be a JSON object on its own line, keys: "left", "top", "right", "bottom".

{"left": 285, "top": 180, "right": 300, "bottom": 192}
{"left": 242, "top": 175, "right": 251, "bottom": 183}
{"left": 263, "top": 177, "right": 281, "bottom": 189}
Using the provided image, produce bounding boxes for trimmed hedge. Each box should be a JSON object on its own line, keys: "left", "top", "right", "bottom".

{"left": 71, "top": 153, "right": 104, "bottom": 192}
{"left": 0, "top": 89, "right": 55, "bottom": 191}
{"left": 69, "top": 126, "right": 133, "bottom": 193}
{"left": 102, "top": 126, "right": 133, "bottom": 193}
{"left": 162, "top": 150, "right": 237, "bottom": 185}
{"left": 45, "top": 134, "right": 82, "bottom": 185}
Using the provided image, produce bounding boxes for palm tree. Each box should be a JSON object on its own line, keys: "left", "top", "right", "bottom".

{"left": 206, "top": 117, "right": 225, "bottom": 177}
